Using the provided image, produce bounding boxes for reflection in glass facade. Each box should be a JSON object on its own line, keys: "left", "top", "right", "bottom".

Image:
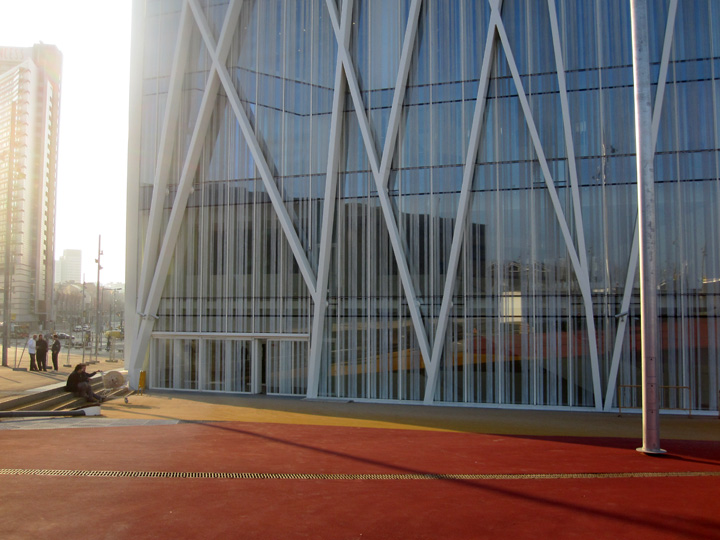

{"left": 128, "top": 0, "right": 720, "bottom": 412}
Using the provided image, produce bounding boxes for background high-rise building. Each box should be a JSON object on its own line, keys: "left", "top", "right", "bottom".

{"left": 127, "top": 0, "right": 720, "bottom": 414}
{"left": 0, "top": 43, "right": 62, "bottom": 328}
{"left": 55, "top": 248, "right": 81, "bottom": 284}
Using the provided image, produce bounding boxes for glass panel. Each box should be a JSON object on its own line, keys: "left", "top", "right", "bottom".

{"left": 200, "top": 339, "right": 223, "bottom": 391}
{"left": 150, "top": 338, "right": 175, "bottom": 389}
{"left": 177, "top": 338, "right": 199, "bottom": 390}
{"left": 227, "top": 340, "right": 253, "bottom": 393}
{"left": 267, "top": 340, "right": 308, "bottom": 395}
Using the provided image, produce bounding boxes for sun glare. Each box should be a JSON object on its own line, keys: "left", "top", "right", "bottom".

{"left": 1, "top": 0, "right": 132, "bottom": 283}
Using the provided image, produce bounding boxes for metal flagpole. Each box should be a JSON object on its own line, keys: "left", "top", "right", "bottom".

{"left": 630, "top": 0, "right": 665, "bottom": 455}
{"left": 82, "top": 274, "right": 86, "bottom": 365}
{"left": 94, "top": 235, "right": 102, "bottom": 364}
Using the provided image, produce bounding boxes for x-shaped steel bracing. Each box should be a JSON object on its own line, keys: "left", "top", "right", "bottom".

{"left": 131, "top": 0, "right": 676, "bottom": 411}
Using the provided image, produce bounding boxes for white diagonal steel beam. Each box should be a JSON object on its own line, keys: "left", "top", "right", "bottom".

{"left": 424, "top": 2, "right": 503, "bottom": 404}
{"left": 547, "top": 0, "right": 589, "bottom": 275}
{"left": 324, "top": 0, "right": 432, "bottom": 367}
{"left": 190, "top": 0, "right": 318, "bottom": 301}
{"left": 129, "top": 0, "right": 244, "bottom": 387}
{"left": 306, "top": 0, "right": 354, "bottom": 399}
{"left": 324, "top": 0, "right": 379, "bottom": 176}
{"left": 135, "top": 1, "right": 193, "bottom": 315}
{"left": 378, "top": 0, "right": 423, "bottom": 188}
{"left": 547, "top": 0, "right": 598, "bottom": 406}
{"left": 125, "top": 0, "right": 149, "bottom": 370}
{"left": 309, "top": 0, "right": 423, "bottom": 398}
{"left": 130, "top": 73, "right": 221, "bottom": 383}
{"left": 603, "top": 0, "right": 678, "bottom": 410}
{"left": 494, "top": 7, "right": 603, "bottom": 408}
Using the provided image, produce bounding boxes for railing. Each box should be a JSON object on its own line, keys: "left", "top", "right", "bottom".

{"left": 617, "top": 384, "right": 692, "bottom": 416}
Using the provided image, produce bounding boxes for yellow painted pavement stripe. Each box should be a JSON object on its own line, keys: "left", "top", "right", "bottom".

{"left": 1, "top": 468, "right": 719, "bottom": 480}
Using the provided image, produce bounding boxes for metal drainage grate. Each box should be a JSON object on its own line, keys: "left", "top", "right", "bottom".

{"left": 1, "top": 469, "right": 719, "bottom": 480}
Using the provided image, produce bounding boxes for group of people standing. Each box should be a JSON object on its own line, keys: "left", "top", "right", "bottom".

{"left": 25, "top": 334, "right": 106, "bottom": 404}
{"left": 26, "top": 334, "right": 62, "bottom": 371}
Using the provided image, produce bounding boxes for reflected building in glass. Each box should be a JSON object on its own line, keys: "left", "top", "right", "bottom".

{"left": 127, "top": 0, "right": 720, "bottom": 413}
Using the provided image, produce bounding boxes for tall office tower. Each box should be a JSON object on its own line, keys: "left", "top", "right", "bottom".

{"left": 0, "top": 44, "right": 62, "bottom": 328}
{"left": 127, "top": 1, "right": 720, "bottom": 415}
{"left": 58, "top": 248, "right": 81, "bottom": 283}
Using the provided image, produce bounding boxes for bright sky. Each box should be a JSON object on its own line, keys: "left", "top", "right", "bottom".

{"left": 1, "top": 0, "right": 132, "bottom": 284}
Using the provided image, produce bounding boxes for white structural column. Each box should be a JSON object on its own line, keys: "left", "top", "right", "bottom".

{"left": 324, "top": 0, "right": 433, "bottom": 368}
{"left": 124, "top": 0, "right": 148, "bottom": 369}
{"left": 424, "top": 1, "right": 503, "bottom": 404}
{"left": 603, "top": 0, "right": 678, "bottom": 411}
{"left": 306, "top": 0, "right": 354, "bottom": 399}
{"left": 189, "top": 0, "right": 318, "bottom": 302}
{"left": 129, "top": 0, "right": 244, "bottom": 386}
{"left": 631, "top": 0, "right": 664, "bottom": 454}
{"left": 135, "top": 2, "right": 193, "bottom": 317}
{"left": 493, "top": 7, "right": 603, "bottom": 408}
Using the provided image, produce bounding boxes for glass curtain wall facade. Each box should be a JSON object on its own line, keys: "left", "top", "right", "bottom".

{"left": 128, "top": 0, "right": 720, "bottom": 412}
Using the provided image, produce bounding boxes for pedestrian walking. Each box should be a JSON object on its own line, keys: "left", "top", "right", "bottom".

{"left": 27, "top": 335, "right": 38, "bottom": 371}
{"left": 36, "top": 334, "right": 48, "bottom": 371}
{"left": 51, "top": 334, "right": 61, "bottom": 370}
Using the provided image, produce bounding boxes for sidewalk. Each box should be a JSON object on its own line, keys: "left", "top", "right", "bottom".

{"left": 1, "top": 348, "right": 718, "bottom": 441}
{"left": 0, "top": 344, "right": 125, "bottom": 399}
{"left": 1, "top": 350, "right": 719, "bottom": 539}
